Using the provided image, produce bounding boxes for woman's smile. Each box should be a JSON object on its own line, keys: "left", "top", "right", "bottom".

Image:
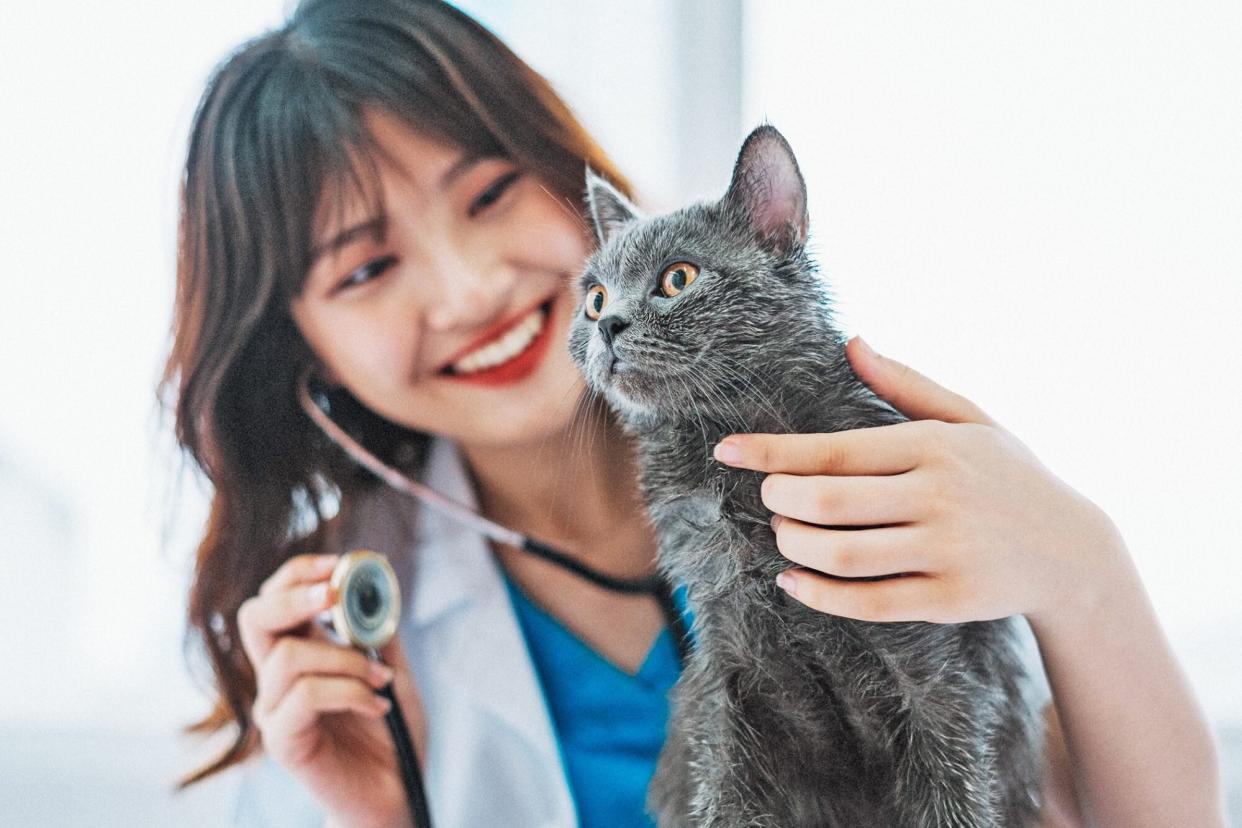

{"left": 440, "top": 295, "right": 558, "bottom": 386}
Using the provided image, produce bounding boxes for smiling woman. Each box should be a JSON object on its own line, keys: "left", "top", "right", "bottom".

{"left": 160, "top": 0, "right": 642, "bottom": 817}
{"left": 289, "top": 111, "right": 592, "bottom": 447}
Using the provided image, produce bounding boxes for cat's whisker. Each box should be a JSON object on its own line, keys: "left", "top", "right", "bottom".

{"left": 695, "top": 360, "right": 778, "bottom": 433}
{"left": 537, "top": 183, "right": 594, "bottom": 237}
{"left": 575, "top": 391, "right": 605, "bottom": 473}
{"left": 705, "top": 366, "right": 756, "bottom": 426}
{"left": 521, "top": 377, "right": 582, "bottom": 529}
{"left": 716, "top": 359, "right": 792, "bottom": 431}
{"left": 684, "top": 370, "right": 744, "bottom": 438}
{"left": 556, "top": 380, "right": 595, "bottom": 478}
{"left": 683, "top": 347, "right": 768, "bottom": 428}
{"left": 670, "top": 373, "right": 714, "bottom": 464}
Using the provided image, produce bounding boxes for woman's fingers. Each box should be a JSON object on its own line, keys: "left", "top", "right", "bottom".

{"left": 844, "top": 336, "right": 997, "bottom": 427}
{"left": 253, "top": 636, "right": 394, "bottom": 721}
{"left": 777, "top": 568, "right": 954, "bottom": 624}
{"left": 773, "top": 517, "right": 928, "bottom": 579}
{"left": 237, "top": 570, "right": 337, "bottom": 667}
{"left": 258, "top": 675, "right": 392, "bottom": 752}
{"left": 716, "top": 420, "right": 938, "bottom": 475}
{"left": 715, "top": 339, "right": 1005, "bottom": 476}
{"left": 259, "top": 553, "right": 340, "bottom": 596}
{"left": 761, "top": 472, "right": 923, "bottom": 526}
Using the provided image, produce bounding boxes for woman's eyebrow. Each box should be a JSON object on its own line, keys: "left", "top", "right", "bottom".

{"left": 310, "top": 216, "right": 387, "bottom": 266}
{"left": 308, "top": 150, "right": 499, "bottom": 265}
{"left": 439, "top": 150, "right": 498, "bottom": 191}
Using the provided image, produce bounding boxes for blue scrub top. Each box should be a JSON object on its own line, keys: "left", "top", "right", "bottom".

{"left": 502, "top": 576, "right": 692, "bottom": 828}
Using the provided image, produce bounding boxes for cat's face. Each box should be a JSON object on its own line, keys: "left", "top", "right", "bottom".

{"left": 567, "top": 125, "right": 826, "bottom": 424}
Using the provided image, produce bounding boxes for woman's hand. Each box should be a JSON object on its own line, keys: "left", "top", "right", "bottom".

{"left": 237, "top": 553, "right": 425, "bottom": 828}
{"left": 717, "top": 336, "right": 1227, "bottom": 824}
{"left": 713, "top": 336, "right": 1126, "bottom": 627}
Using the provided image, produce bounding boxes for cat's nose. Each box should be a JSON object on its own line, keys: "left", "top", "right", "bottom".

{"left": 598, "top": 315, "right": 630, "bottom": 350}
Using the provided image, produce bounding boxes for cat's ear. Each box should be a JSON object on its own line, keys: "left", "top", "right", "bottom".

{"left": 722, "top": 125, "right": 809, "bottom": 256}
{"left": 585, "top": 166, "right": 640, "bottom": 246}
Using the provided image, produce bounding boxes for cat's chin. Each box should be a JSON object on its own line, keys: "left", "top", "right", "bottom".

{"left": 595, "top": 380, "right": 660, "bottom": 423}
{"left": 580, "top": 353, "right": 670, "bottom": 422}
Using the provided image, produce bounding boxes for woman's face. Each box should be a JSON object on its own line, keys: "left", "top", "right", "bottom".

{"left": 291, "top": 110, "right": 593, "bottom": 451}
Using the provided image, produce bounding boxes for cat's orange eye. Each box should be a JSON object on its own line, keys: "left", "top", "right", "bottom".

{"left": 584, "top": 284, "right": 608, "bottom": 320}
{"left": 659, "top": 262, "right": 699, "bottom": 297}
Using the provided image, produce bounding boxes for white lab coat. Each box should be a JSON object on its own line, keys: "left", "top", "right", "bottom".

{"left": 230, "top": 437, "right": 1052, "bottom": 827}
{"left": 232, "top": 437, "right": 578, "bottom": 827}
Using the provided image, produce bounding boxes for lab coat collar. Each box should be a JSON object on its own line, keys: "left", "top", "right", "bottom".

{"left": 408, "top": 436, "right": 493, "bottom": 626}
{"left": 341, "top": 437, "right": 574, "bottom": 825}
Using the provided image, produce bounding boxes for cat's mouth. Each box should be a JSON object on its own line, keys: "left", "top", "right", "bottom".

{"left": 598, "top": 351, "right": 664, "bottom": 411}
{"left": 608, "top": 357, "right": 636, "bottom": 375}
{"left": 605, "top": 351, "right": 650, "bottom": 389}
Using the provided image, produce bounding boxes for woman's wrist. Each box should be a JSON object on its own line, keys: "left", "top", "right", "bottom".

{"left": 1025, "top": 496, "right": 1130, "bottom": 634}
{"left": 1022, "top": 512, "right": 1225, "bottom": 826}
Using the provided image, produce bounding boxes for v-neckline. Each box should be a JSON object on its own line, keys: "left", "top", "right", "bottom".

{"left": 502, "top": 572, "right": 673, "bottom": 684}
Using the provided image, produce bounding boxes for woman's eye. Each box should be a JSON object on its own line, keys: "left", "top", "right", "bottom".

{"left": 658, "top": 261, "right": 700, "bottom": 297}
{"left": 468, "top": 170, "right": 522, "bottom": 217}
{"left": 337, "top": 255, "right": 396, "bottom": 293}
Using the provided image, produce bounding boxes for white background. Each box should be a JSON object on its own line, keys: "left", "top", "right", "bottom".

{"left": 741, "top": 1, "right": 1242, "bottom": 715}
{"left": 1, "top": 1, "right": 1238, "bottom": 823}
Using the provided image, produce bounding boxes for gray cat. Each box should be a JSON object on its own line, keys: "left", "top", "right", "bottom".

{"left": 567, "top": 125, "right": 1043, "bottom": 827}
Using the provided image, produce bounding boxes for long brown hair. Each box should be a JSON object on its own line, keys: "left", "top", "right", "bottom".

{"left": 160, "top": 0, "right": 632, "bottom": 788}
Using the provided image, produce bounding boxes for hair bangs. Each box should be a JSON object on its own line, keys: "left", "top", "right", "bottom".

{"left": 255, "top": 23, "right": 515, "bottom": 303}
{"left": 242, "top": 55, "right": 386, "bottom": 303}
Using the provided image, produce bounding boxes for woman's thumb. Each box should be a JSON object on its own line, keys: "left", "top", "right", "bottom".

{"left": 846, "top": 336, "right": 995, "bottom": 426}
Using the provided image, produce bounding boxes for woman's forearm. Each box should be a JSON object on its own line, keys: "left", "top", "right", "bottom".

{"left": 1026, "top": 513, "right": 1227, "bottom": 827}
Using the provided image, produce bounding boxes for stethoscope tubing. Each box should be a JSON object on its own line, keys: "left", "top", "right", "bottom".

{"left": 296, "top": 371, "right": 695, "bottom": 827}
{"left": 367, "top": 648, "right": 434, "bottom": 828}
{"left": 296, "top": 369, "right": 687, "bottom": 606}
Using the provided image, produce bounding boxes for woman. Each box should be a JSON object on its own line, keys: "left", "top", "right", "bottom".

{"left": 162, "top": 1, "right": 1224, "bottom": 826}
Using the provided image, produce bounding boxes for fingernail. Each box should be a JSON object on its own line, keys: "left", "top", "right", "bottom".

{"left": 714, "top": 439, "right": 743, "bottom": 464}
{"left": 370, "top": 663, "right": 395, "bottom": 685}
{"left": 317, "top": 554, "right": 339, "bottom": 571}
{"left": 374, "top": 696, "right": 393, "bottom": 714}
{"left": 856, "top": 336, "right": 878, "bottom": 358}
{"left": 307, "top": 583, "right": 329, "bottom": 607}
{"left": 776, "top": 571, "right": 797, "bottom": 597}
{"left": 770, "top": 514, "right": 783, "bottom": 531}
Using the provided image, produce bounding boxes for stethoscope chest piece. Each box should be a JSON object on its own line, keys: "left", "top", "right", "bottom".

{"left": 326, "top": 550, "right": 401, "bottom": 650}
{"left": 322, "top": 550, "right": 431, "bottom": 827}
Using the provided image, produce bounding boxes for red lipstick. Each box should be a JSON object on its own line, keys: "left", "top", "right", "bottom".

{"left": 441, "top": 297, "right": 557, "bottom": 387}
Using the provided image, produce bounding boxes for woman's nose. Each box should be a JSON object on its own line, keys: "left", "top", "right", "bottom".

{"left": 421, "top": 247, "right": 517, "bottom": 332}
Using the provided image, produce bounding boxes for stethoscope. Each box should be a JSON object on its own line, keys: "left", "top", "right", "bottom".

{"left": 296, "top": 369, "right": 693, "bottom": 828}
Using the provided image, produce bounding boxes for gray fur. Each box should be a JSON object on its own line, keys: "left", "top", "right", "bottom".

{"left": 568, "top": 126, "right": 1043, "bottom": 827}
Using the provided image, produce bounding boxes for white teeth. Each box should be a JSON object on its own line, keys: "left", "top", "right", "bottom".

{"left": 452, "top": 307, "right": 546, "bottom": 375}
